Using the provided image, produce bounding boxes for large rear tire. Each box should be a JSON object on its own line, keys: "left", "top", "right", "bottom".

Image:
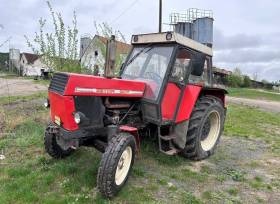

{"left": 97, "top": 133, "right": 136, "bottom": 198}
{"left": 44, "top": 126, "right": 74, "bottom": 159}
{"left": 181, "top": 96, "right": 225, "bottom": 160}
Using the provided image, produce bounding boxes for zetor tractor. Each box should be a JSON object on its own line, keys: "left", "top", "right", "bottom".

{"left": 44, "top": 32, "right": 227, "bottom": 198}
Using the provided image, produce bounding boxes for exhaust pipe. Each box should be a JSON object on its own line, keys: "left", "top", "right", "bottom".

{"left": 104, "top": 35, "right": 117, "bottom": 78}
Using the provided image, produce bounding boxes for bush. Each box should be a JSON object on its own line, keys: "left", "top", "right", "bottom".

{"left": 242, "top": 75, "right": 251, "bottom": 87}
{"left": 227, "top": 74, "right": 243, "bottom": 87}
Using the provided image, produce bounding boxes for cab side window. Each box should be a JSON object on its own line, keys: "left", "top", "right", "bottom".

{"left": 189, "top": 56, "right": 207, "bottom": 84}
{"left": 171, "top": 49, "right": 191, "bottom": 83}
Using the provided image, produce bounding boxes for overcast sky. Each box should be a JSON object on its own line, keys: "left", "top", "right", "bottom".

{"left": 0, "top": 0, "right": 279, "bottom": 81}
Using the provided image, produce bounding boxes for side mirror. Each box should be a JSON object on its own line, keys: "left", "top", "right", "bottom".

{"left": 191, "top": 53, "right": 206, "bottom": 76}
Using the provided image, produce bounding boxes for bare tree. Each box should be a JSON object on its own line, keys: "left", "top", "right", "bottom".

{"left": 25, "top": 1, "right": 80, "bottom": 73}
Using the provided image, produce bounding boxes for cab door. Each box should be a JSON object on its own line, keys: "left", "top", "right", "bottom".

{"left": 161, "top": 48, "right": 193, "bottom": 123}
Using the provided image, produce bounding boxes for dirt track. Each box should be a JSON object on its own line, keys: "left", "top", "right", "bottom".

{"left": 227, "top": 96, "right": 280, "bottom": 113}
{"left": 0, "top": 78, "right": 48, "bottom": 97}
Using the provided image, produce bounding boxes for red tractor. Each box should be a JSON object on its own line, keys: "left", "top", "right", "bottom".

{"left": 44, "top": 32, "right": 227, "bottom": 198}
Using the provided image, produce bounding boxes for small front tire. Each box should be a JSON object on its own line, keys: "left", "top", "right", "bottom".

{"left": 97, "top": 133, "right": 136, "bottom": 198}
{"left": 44, "top": 126, "right": 74, "bottom": 159}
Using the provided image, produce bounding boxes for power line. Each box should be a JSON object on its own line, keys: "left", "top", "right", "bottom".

{"left": 0, "top": 36, "right": 12, "bottom": 48}
{"left": 110, "top": 0, "right": 139, "bottom": 25}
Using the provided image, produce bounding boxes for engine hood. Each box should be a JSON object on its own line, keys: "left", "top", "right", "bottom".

{"left": 50, "top": 72, "right": 146, "bottom": 97}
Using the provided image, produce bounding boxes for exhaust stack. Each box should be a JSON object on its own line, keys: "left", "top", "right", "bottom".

{"left": 104, "top": 35, "right": 117, "bottom": 78}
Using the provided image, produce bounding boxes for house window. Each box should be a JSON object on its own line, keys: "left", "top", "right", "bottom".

{"left": 94, "top": 50, "right": 98, "bottom": 57}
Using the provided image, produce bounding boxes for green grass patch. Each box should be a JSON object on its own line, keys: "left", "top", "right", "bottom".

{"left": 227, "top": 88, "right": 280, "bottom": 101}
{"left": 0, "top": 91, "right": 47, "bottom": 105}
{"left": 225, "top": 104, "right": 280, "bottom": 153}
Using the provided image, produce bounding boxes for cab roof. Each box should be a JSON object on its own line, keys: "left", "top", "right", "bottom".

{"left": 131, "top": 32, "right": 213, "bottom": 56}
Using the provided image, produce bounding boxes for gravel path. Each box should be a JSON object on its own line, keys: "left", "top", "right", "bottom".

{"left": 0, "top": 78, "right": 48, "bottom": 97}
{"left": 227, "top": 96, "right": 280, "bottom": 113}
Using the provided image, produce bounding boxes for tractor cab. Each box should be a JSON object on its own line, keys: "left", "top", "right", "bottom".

{"left": 121, "top": 32, "right": 214, "bottom": 124}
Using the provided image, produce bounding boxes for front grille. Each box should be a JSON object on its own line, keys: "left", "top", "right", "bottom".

{"left": 49, "top": 73, "right": 69, "bottom": 95}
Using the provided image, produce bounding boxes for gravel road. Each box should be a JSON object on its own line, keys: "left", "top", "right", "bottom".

{"left": 227, "top": 96, "right": 280, "bottom": 113}
{"left": 0, "top": 78, "right": 48, "bottom": 97}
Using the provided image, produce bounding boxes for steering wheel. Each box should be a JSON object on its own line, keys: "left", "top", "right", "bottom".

{"left": 144, "top": 72, "right": 162, "bottom": 84}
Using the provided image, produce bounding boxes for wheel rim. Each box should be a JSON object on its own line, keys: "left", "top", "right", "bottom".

{"left": 115, "top": 146, "right": 132, "bottom": 186}
{"left": 200, "top": 110, "right": 221, "bottom": 151}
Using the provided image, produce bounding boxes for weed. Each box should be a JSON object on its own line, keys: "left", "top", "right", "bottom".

{"left": 182, "top": 192, "right": 203, "bottom": 204}
{"left": 226, "top": 187, "right": 239, "bottom": 196}
{"left": 158, "top": 178, "right": 168, "bottom": 186}
{"left": 226, "top": 169, "right": 246, "bottom": 182}
{"left": 181, "top": 168, "right": 208, "bottom": 182}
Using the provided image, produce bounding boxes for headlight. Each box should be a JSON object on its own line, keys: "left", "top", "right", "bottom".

{"left": 166, "top": 32, "right": 173, "bottom": 41}
{"left": 74, "top": 112, "right": 81, "bottom": 124}
{"left": 44, "top": 99, "right": 50, "bottom": 108}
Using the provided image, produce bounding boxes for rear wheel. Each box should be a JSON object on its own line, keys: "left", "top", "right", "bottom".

{"left": 97, "top": 133, "right": 136, "bottom": 198}
{"left": 44, "top": 126, "right": 74, "bottom": 159}
{"left": 181, "top": 96, "right": 225, "bottom": 160}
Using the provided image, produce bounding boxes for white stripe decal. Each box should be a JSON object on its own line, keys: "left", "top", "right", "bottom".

{"left": 75, "top": 87, "right": 143, "bottom": 95}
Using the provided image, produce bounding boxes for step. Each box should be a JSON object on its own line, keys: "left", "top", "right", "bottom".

{"left": 160, "top": 148, "right": 179, "bottom": 155}
{"left": 160, "top": 134, "right": 176, "bottom": 141}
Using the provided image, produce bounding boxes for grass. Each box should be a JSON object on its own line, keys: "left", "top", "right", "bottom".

{"left": 0, "top": 94, "right": 280, "bottom": 203}
{"left": 224, "top": 104, "right": 280, "bottom": 154}
{"left": 227, "top": 88, "right": 280, "bottom": 101}
{"left": 0, "top": 91, "right": 47, "bottom": 105}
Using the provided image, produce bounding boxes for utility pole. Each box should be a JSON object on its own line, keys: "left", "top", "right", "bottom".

{"left": 159, "top": 0, "right": 162, "bottom": 33}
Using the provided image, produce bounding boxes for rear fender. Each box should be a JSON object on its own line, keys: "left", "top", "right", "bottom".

{"left": 175, "top": 86, "right": 227, "bottom": 123}
{"left": 199, "top": 87, "right": 228, "bottom": 106}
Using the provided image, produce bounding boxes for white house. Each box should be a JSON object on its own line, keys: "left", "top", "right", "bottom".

{"left": 19, "top": 53, "right": 50, "bottom": 76}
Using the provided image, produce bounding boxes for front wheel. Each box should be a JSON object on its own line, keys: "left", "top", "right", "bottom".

{"left": 44, "top": 126, "right": 74, "bottom": 159}
{"left": 181, "top": 96, "right": 225, "bottom": 160}
{"left": 97, "top": 133, "right": 136, "bottom": 198}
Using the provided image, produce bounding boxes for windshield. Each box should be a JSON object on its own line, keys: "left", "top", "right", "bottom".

{"left": 122, "top": 45, "right": 174, "bottom": 100}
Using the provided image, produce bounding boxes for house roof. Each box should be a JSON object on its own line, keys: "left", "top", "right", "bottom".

{"left": 21, "top": 53, "right": 39, "bottom": 64}
{"left": 96, "top": 35, "right": 131, "bottom": 54}
{"left": 212, "top": 67, "right": 232, "bottom": 75}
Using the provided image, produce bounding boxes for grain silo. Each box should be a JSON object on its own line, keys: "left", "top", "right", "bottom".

{"left": 192, "top": 17, "right": 213, "bottom": 47}
{"left": 9, "top": 48, "right": 20, "bottom": 72}
{"left": 170, "top": 8, "right": 214, "bottom": 47}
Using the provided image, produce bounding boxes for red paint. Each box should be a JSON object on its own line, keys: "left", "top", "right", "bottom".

{"left": 120, "top": 125, "right": 140, "bottom": 152}
{"left": 64, "top": 73, "right": 146, "bottom": 97}
{"left": 161, "top": 83, "right": 181, "bottom": 121}
{"left": 120, "top": 125, "right": 138, "bottom": 132}
{"left": 175, "top": 85, "right": 202, "bottom": 123}
{"left": 49, "top": 92, "right": 78, "bottom": 131}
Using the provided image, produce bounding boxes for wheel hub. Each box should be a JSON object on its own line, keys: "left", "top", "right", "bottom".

{"left": 115, "top": 146, "right": 132, "bottom": 185}
{"left": 200, "top": 110, "right": 221, "bottom": 151}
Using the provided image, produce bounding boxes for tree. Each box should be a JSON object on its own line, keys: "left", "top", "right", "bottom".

{"left": 242, "top": 75, "right": 251, "bottom": 87}
{"left": 227, "top": 67, "right": 243, "bottom": 87}
{"left": 25, "top": 1, "right": 80, "bottom": 73}
{"left": 233, "top": 67, "right": 242, "bottom": 76}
